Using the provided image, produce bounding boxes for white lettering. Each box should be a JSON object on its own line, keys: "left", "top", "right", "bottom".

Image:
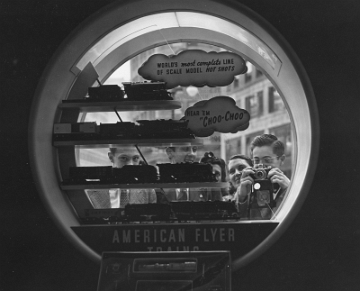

{"left": 211, "top": 228, "right": 218, "bottom": 241}
{"left": 168, "top": 230, "right": 176, "bottom": 242}
{"left": 203, "top": 229, "right": 209, "bottom": 242}
{"left": 144, "top": 230, "right": 150, "bottom": 243}
{"left": 112, "top": 230, "right": 119, "bottom": 243}
{"left": 195, "top": 228, "right": 201, "bottom": 242}
{"left": 160, "top": 229, "right": 166, "bottom": 242}
{"left": 123, "top": 230, "right": 131, "bottom": 243}
{"left": 229, "top": 228, "right": 235, "bottom": 241}
{"left": 135, "top": 230, "right": 140, "bottom": 243}
{"left": 220, "top": 228, "right": 225, "bottom": 242}
{"left": 179, "top": 229, "right": 185, "bottom": 242}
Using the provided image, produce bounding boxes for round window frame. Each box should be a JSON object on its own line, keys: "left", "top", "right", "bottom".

{"left": 29, "top": 0, "right": 319, "bottom": 270}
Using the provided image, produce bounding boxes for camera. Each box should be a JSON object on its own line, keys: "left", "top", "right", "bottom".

{"left": 250, "top": 164, "right": 272, "bottom": 180}
{"left": 249, "top": 164, "right": 274, "bottom": 209}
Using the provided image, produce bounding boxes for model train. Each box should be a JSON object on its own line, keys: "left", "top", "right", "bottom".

{"left": 157, "top": 163, "right": 218, "bottom": 183}
{"left": 67, "top": 165, "right": 158, "bottom": 184}
{"left": 64, "top": 162, "right": 216, "bottom": 184}
{"left": 63, "top": 81, "right": 173, "bottom": 102}
{"left": 53, "top": 119, "right": 195, "bottom": 141}
{"left": 81, "top": 200, "right": 239, "bottom": 224}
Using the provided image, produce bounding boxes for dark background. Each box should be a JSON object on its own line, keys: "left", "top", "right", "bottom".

{"left": 1, "top": 0, "right": 360, "bottom": 290}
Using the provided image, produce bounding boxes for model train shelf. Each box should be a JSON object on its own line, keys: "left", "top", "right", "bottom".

{"left": 81, "top": 200, "right": 239, "bottom": 224}
{"left": 64, "top": 162, "right": 217, "bottom": 185}
{"left": 53, "top": 120, "right": 195, "bottom": 141}
{"left": 62, "top": 81, "right": 173, "bottom": 103}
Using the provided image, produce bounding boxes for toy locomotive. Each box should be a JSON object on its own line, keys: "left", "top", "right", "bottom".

{"left": 63, "top": 81, "right": 173, "bottom": 102}
{"left": 170, "top": 201, "right": 239, "bottom": 221}
{"left": 81, "top": 200, "right": 239, "bottom": 224}
{"left": 64, "top": 162, "right": 216, "bottom": 185}
{"left": 53, "top": 120, "right": 195, "bottom": 141}
{"left": 157, "top": 163, "right": 218, "bottom": 183}
{"left": 66, "top": 165, "right": 158, "bottom": 184}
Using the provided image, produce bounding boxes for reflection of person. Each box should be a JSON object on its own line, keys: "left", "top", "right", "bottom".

{"left": 226, "top": 154, "right": 253, "bottom": 201}
{"left": 165, "top": 146, "right": 198, "bottom": 164}
{"left": 87, "top": 147, "right": 157, "bottom": 209}
{"left": 163, "top": 146, "right": 200, "bottom": 201}
{"left": 234, "top": 134, "right": 290, "bottom": 219}
{"left": 198, "top": 152, "right": 227, "bottom": 201}
{"left": 108, "top": 147, "right": 141, "bottom": 167}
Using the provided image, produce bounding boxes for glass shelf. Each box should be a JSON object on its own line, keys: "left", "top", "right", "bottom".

{"left": 59, "top": 100, "right": 181, "bottom": 112}
{"left": 53, "top": 138, "right": 204, "bottom": 148}
{"left": 61, "top": 181, "right": 229, "bottom": 190}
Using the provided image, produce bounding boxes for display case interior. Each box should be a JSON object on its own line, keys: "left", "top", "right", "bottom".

{"left": 53, "top": 43, "right": 293, "bottom": 226}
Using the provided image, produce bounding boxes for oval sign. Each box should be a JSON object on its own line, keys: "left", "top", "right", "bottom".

{"left": 182, "top": 96, "right": 251, "bottom": 137}
{"left": 138, "top": 50, "right": 247, "bottom": 88}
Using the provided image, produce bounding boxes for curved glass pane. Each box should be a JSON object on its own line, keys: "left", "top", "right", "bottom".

{"left": 78, "top": 42, "right": 293, "bottom": 221}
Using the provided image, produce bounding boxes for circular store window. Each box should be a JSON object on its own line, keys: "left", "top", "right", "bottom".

{"left": 29, "top": 0, "right": 318, "bottom": 270}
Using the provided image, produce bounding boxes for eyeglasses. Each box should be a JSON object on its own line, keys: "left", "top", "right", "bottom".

{"left": 252, "top": 156, "right": 280, "bottom": 165}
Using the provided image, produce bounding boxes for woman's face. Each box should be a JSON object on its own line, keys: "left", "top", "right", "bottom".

{"left": 228, "top": 158, "right": 252, "bottom": 188}
{"left": 212, "top": 164, "right": 222, "bottom": 182}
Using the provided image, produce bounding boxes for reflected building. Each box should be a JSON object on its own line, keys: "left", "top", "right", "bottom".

{"left": 221, "top": 63, "right": 292, "bottom": 177}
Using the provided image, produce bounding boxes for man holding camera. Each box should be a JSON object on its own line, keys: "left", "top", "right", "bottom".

{"left": 233, "top": 134, "right": 290, "bottom": 219}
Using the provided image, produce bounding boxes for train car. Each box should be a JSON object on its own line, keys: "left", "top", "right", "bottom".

{"left": 157, "top": 162, "right": 217, "bottom": 183}
{"left": 124, "top": 203, "right": 173, "bottom": 221}
{"left": 66, "top": 165, "right": 158, "bottom": 184}
{"left": 53, "top": 122, "right": 99, "bottom": 141}
{"left": 67, "top": 166, "right": 113, "bottom": 184}
{"left": 136, "top": 119, "right": 194, "bottom": 139}
{"left": 87, "top": 85, "right": 125, "bottom": 101}
{"left": 122, "top": 81, "right": 173, "bottom": 101}
{"left": 171, "top": 201, "right": 239, "bottom": 220}
{"left": 99, "top": 122, "right": 136, "bottom": 139}
{"left": 82, "top": 208, "right": 125, "bottom": 224}
{"left": 112, "top": 165, "right": 158, "bottom": 184}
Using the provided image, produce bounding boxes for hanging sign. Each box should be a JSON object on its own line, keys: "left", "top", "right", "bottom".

{"left": 182, "top": 96, "right": 250, "bottom": 137}
{"left": 138, "top": 50, "right": 247, "bottom": 89}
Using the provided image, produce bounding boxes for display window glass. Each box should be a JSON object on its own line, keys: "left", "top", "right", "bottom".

{"left": 77, "top": 46, "right": 293, "bottom": 222}
{"left": 29, "top": 1, "right": 318, "bottom": 266}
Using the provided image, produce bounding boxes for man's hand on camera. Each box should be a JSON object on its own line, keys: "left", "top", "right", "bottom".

{"left": 235, "top": 167, "right": 254, "bottom": 203}
{"left": 268, "top": 168, "right": 290, "bottom": 190}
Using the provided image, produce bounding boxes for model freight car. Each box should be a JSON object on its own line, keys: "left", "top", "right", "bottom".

{"left": 112, "top": 165, "right": 158, "bottom": 184}
{"left": 68, "top": 166, "right": 113, "bottom": 183}
{"left": 88, "top": 85, "right": 125, "bottom": 101}
{"left": 171, "top": 201, "right": 239, "bottom": 220}
{"left": 157, "top": 162, "right": 217, "bottom": 183}
{"left": 99, "top": 122, "right": 136, "bottom": 138}
{"left": 82, "top": 208, "right": 125, "bottom": 224}
{"left": 65, "top": 165, "right": 158, "bottom": 184}
{"left": 136, "top": 119, "right": 194, "bottom": 138}
{"left": 122, "top": 81, "right": 173, "bottom": 101}
{"left": 53, "top": 122, "right": 99, "bottom": 141}
{"left": 124, "top": 203, "right": 173, "bottom": 221}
